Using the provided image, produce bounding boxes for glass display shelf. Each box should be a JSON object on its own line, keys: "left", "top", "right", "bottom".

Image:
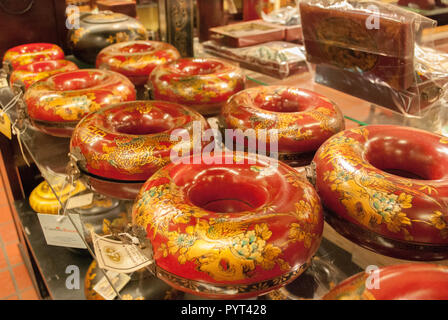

{"left": 5, "top": 46, "right": 448, "bottom": 300}
{"left": 13, "top": 113, "right": 364, "bottom": 300}
{"left": 14, "top": 199, "right": 91, "bottom": 300}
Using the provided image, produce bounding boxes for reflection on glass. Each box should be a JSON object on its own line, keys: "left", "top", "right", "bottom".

{"left": 136, "top": 3, "right": 159, "bottom": 32}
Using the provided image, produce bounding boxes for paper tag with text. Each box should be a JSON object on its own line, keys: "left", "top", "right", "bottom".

{"left": 37, "top": 213, "right": 86, "bottom": 249}
{"left": 92, "top": 231, "right": 152, "bottom": 273}
{"left": 93, "top": 270, "right": 131, "bottom": 300}
{"left": 0, "top": 111, "right": 11, "bottom": 139}
{"left": 66, "top": 192, "right": 93, "bottom": 209}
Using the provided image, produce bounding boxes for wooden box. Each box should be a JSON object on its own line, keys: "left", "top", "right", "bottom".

{"left": 300, "top": 1, "right": 416, "bottom": 91}
{"left": 96, "top": 0, "right": 137, "bottom": 17}
{"left": 210, "top": 20, "right": 285, "bottom": 48}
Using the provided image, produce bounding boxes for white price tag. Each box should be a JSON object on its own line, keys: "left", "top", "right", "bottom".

{"left": 93, "top": 270, "right": 131, "bottom": 300}
{"left": 37, "top": 213, "right": 87, "bottom": 249}
{"left": 92, "top": 231, "right": 152, "bottom": 273}
{"left": 66, "top": 193, "right": 94, "bottom": 209}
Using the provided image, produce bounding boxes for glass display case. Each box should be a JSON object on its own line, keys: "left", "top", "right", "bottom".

{"left": 4, "top": 53, "right": 447, "bottom": 299}
{"left": 1, "top": 0, "right": 448, "bottom": 301}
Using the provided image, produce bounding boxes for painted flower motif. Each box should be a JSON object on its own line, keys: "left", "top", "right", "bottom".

{"left": 327, "top": 171, "right": 351, "bottom": 190}
{"left": 71, "top": 28, "right": 86, "bottom": 45}
{"left": 293, "top": 201, "right": 315, "bottom": 224}
{"left": 289, "top": 223, "right": 312, "bottom": 248}
{"left": 430, "top": 211, "right": 447, "bottom": 231}
{"left": 116, "top": 32, "right": 130, "bottom": 43}
{"left": 231, "top": 230, "right": 266, "bottom": 262}
{"left": 255, "top": 223, "right": 272, "bottom": 241}
{"left": 385, "top": 212, "right": 412, "bottom": 233}
{"left": 107, "top": 35, "right": 116, "bottom": 43}
{"left": 167, "top": 231, "right": 196, "bottom": 264}
{"left": 259, "top": 244, "right": 282, "bottom": 270}
{"left": 396, "top": 193, "right": 413, "bottom": 209}
{"left": 158, "top": 243, "right": 169, "bottom": 258}
{"left": 370, "top": 192, "right": 412, "bottom": 217}
{"left": 276, "top": 258, "right": 291, "bottom": 271}
{"left": 285, "top": 171, "right": 304, "bottom": 188}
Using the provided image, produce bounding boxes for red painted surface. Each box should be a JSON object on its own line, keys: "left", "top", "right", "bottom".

{"left": 150, "top": 58, "right": 245, "bottom": 116}
{"left": 222, "top": 86, "right": 345, "bottom": 155}
{"left": 70, "top": 101, "right": 210, "bottom": 182}
{"left": 314, "top": 125, "right": 448, "bottom": 254}
{"left": 10, "top": 60, "right": 78, "bottom": 89}
{"left": 132, "top": 153, "right": 323, "bottom": 298}
{"left": 25, "top": 69, "right": 136, "bottom": 123}
{"left": 96, "top": 41, "right": 181, "bottom": 86}
{"left": 323, "top": 263, "right": 448, "bottom": 300}
{"left": 3, "top": 43, "right": 64, "bottom": 70}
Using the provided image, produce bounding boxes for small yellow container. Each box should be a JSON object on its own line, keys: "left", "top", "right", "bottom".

{"left": 29, "top": 180, "right": 86, "bottom": 214}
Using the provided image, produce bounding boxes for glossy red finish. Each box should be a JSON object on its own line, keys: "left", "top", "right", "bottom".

{"left": 80, "top": 174, "right": 144, "bottom": 200}
{"left": 96, "top": 40, "right": 181, "bottom": 86}
{"left": 314, "top": 125, "right": 448, "bottom": 259}
{"left": 24, "top": 69, "right": 136, "bottom": 137}
{"left": 10, "top": 60, "right": 78, "bottom": 89}
{"left": 323, "top": 263, "right": 448, "bottom": 300}
{"left": 3, "top": 43, "right": 64, "bottom": 70}
{"left": 222, "top": 86, "right": 345, "bottom": 164}
{"left": 149, "top": 58, "right": 245, "bottom": 116}
{"left": 132, "top": 152, "right": 324, "bottom": 299}
{"left": 70, "top": 101, "right": 210, "bottom": 182}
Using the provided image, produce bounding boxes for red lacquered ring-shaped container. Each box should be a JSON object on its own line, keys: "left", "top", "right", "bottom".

{"left": 10, "top": 60, "right": 79, "bottom": 90}
{"left": 3, "top": 43, "right": 64, "bottom": 71}
{"left": 149, "top": 57, "right": 245, "bottom": 116}
{"left": 314, "top": 125, "right": 448, "bottom": 260}
{"left": 24, "top": 69, "right": 136, "bottom": 137}
{"left": 96, "top": 40, "right": 181, "bottom": 86}
{"left": 222, "top": 86, "right": 345, "bottom": 166}
{"left": 132, "top": 152, "right": 324, "bottom": 299}
{"left": 70, "top": 101, "right": 210, "bottom": 199}
{"left": 323, "top": 263, "right": 448, "bottom": 300}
